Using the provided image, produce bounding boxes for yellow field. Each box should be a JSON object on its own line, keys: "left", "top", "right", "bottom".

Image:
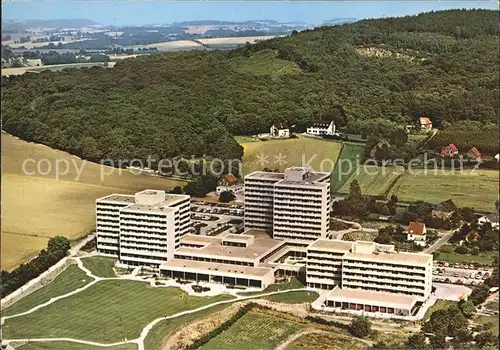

{"left": 1, "top": 133, "right": 185, "bottom": 270}
{"left": 240, "top": 136, "right": 343, "bottom": 175}
{"left": 389, "top": 169, "right": 500, "bottom": 211}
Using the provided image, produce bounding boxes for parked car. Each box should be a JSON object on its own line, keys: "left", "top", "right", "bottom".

{"left": 433, "top": 270, "right": 439, "bottom": 275}
{"left": 470, "top": 280, "right": 477, "bottom": 286}
{"left": 444, "top": 262, "right": 450, "bottom": 267}
{"left": 454, "top": 273, "right": 460, "bottom": 277}
{"left": 439, "top": 272, "right": 444, "bottom": 276}
{"left": 465, "top": 273, "right": 471, "bottom": 279}
{"left": 445, "top": 278, "right": 451, "bottom": 283}
{"left": 456, "top": 279, "right": 463, "bottom": 285}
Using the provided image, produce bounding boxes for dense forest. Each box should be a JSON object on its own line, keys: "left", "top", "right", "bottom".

{"left": 2, "top": 9, "right": 498, "bottom": 164}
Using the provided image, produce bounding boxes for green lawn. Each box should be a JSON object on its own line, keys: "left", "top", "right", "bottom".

{"left": 81, "top": 256, "right": 117, "bottom": 278}
{"left": 338, "top": 166, "right": 403, "bottom": 197}
{"left": 2, "top": 280, "right": 234, "bottom": 343}
{"left": 231, "top": 49, "right": 301, "bottom": 77}
{"left": 264, "top": 291, "right": 319, "bottom": 304}
{"left": 3, "top": 265, "right": 93, "bottom": 317}
{"left": 473, "top": 315, "right": 499, "bottom": 335}
{"left": 200, "top": 310, "right": 303, "bottom": 350}
{"left": 433, "top": 250, "right": 496, "bottom": 266}
{"left": 331, "top": 143, "right": 365, "bottom": 193}
{"left": 240, "top": 136, "right": 342, "bottom": 175}
{"left": 144, "top": 304, "right": 231, "bottom": 350}
{"left": 389, "top": 169, "right": 499, "bottom": 212}
{"left": 423, "top": 299, "right": 456, "bottom": 321}
{"left": 17, "top": 342, "right": 137, "bottom": 350}
{"left": 238, "top": 277, "right": 305, "bottom": 296}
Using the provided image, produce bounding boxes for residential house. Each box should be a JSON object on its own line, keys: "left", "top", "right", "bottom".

{"left": 477, "top": 213, "right": 499, "bottom": 229}
{"left": 495, "top": 153, "right": 499, "bottom": 162}
{"left": 216, "top": 174, "right": 243, "bottom": 194}
{"left": 467, "top": 147, "right": 481, "bottom": 160}
{"left": 432, "top": 199, "right": 458, "bottom": 220}
{"left": 419, "top": 117, "right": 433, "bottom": 132}
{"left": 306, "top": 121, "right": 336, "bottom": 136}
{"left": 270, "top": 123, "right": 290, "bottom": 138}
{"left": 407, "top": 221, "right": 427, "bottom": 247}
{"left": 440, "top": 143, "right": 458, "bottom": 157}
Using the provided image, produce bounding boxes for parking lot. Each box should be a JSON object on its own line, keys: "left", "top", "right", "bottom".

{"left": 432, "top": 262, "right": 493, "bottom": 286}
{"left": 191, "top": 200, "right": 244, "bottom": 237}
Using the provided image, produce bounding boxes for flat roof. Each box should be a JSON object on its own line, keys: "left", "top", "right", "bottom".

{"left": 160, "top": 259, "right": 274, "bottom": 278}
{"left": 97, "top": 194, "right": 135, "bottom": 204}
{"left": 308, "top": 240, "right": 353, "bottom": 252}
{"left": 121, "top": 203, "right": 175, "bottom": 214}
{"left": 176, "top": 230, "right": 285, "bottom": 261}
{"left": 326, "top": 287, "right": 417, "bottom": 309}
{"left": 245, "top": 171, "right": 285, "bottom": 180}
{"left": 343, "top": 251, "right": 432, "bottom": 266}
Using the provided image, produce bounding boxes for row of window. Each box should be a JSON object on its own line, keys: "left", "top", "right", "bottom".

{"left": 174, "top": 254, "right": 254, "bottom": 266}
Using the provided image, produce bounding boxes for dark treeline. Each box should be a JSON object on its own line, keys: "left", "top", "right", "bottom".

{"left": 1, "top": 9, "right": 498, "bottom": 165}
{"left": 0, "top": 236, "right": 71, "bottom": 297}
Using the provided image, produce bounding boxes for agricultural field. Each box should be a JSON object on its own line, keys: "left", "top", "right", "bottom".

{"left": 338, "top": 166, "right": 403, "bottom": 197}
{"left": 2, "top": 280, "right": 234, "bottom": 343}
{"left": 389, "top": 169, "right": 499, "bottom": 212}
{"left": 17, "top": 342, "right": 137, "bottom": 350}
{"left": 1, "top": 132, "right": 185, "bottom": 270}
{"left": 81, "top": 256, "right": 116, "bottom": 278}
{"left": 240, "top": 136, "right": 342, "bottom": 176}
{"left": 200, "top": 309, "right": 303, "bottom": 350}
{"left": 286, "top": 331, "right": 368, "bottom": 350}
{"left": 330, "top": 143, "right": 365, "bottom": 193}
{"left": 3, "top": 265, "right": 92, "bottom": 317}
{"left": 230, "top": 49, "right": 301, "bottom": 77}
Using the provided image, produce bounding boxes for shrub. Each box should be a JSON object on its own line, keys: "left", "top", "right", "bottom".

{"left": 440, "top": 244, "right": 454, "bottom": 253}
{"left": 349, "top": 316, "right": 372, "bottom": 338}
{"left": 454, "top": 245, "right": 469, "bottom": 254}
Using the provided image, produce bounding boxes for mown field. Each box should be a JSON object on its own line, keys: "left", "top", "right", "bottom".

{"left": 264, "top": 291, "right": 319, "bottom": 304}
{"left": 2, "top": 279, "right": 234, "bottom": 343}
{"left": 338, "top": 166, "right": 403, "bottom": 197}
{"left": 240, "top": 136, "right": 343, "bottom": 176}
{"left": 330, "top": 143, "right": 366, "bottom": 192}
{"left": 3, "top": 265, "right": 92, "bottom": 317}
{"left": 81, "top": 256, "right": 116, "bottom": 278}
{"left": 1, "top": 132, "right": 185, "bottom": 270}
{"left": 389, "top": 169, "right": 499, "bottom": 211}
{"left": 200, "top": 309, "right": 303, "bottom": 350}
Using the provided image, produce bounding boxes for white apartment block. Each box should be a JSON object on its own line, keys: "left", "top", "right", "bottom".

{"left": 96, "top": 190, "right": 190, "bottom": 268}
{"left": 245, "top": 167, "right": 330, "bottom": 245}
{"left": 307, "top": 240, "right": 433, "bottom": 316}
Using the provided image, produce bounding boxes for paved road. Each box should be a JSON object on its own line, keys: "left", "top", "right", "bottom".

{"left": 423, "top": 230, "right": 454, "bottom": 253}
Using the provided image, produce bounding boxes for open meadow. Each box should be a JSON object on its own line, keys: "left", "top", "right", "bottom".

{"left": 338, "top": 166, "right": 404, "bottom": 197}
{"left": 240, "top": 136, "right": 343, "bottom": 176}
{"left": 330, "top": 143, "right": 365, "bottom": 192}
{"left": 17, "top": 342, "right": 137, "bottom": 350}
{"left": 1, "top": 132, "right": 185, "bottom": 270}
{"left": 389, "top": 169, "right": 499, "bottom": 211}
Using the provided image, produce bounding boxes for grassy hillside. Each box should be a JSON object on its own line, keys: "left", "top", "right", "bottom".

{"left": 240, "top": 136, "right": 342, "bottom": 175}
{"left": 1, "top": 9, "right": 498, "bottom": 167}
{"left": 1, "top": 132, "right": 185, "bottom": 270}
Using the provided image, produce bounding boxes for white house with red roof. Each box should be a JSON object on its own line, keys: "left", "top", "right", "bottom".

{"left": 440, "top": 143, "right": 458, "bottom": 157}
{"left": 467, "top": 147, "right": 482, "bottom": 160}
{"left": 419, "top": 117, "right": 433, "bottom": 132}
{"left": 407, "top": 221, "right": 427, "bottom": 247}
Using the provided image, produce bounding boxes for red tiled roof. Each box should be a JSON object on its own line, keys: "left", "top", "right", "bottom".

{"left": 468, "top": 147, "right": 481, "bottom": 157}
{"left": 449, "top": 143, "right": 458, "bottom": 151}
{"left": 419, "top": 117, "right": 432, "bottom": 125}
{"left": 220, "top": 174, "right": 238, "bottom": 185}
{"left": 408, "top": 221, "right": 426, "bottom": 236}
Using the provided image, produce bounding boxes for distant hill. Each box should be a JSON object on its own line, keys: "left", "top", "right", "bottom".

{"left": 1, "top": 9, "right": 498, "bottom": 165}
{"left": 2, "top": 19, "right": 99, "bottom": 32}
{"left": 322, "top": 18, "right": 358, "bottom": 25}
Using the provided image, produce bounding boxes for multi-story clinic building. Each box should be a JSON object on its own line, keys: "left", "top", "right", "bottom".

{"left": 244, "top": 167, "right": 331, "bottom": 245}
{"left": 307, "top": 239, "right": 433, "bottom": 316}
{"left": 96, "top": 190, "right": 190, "bottom": 268}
